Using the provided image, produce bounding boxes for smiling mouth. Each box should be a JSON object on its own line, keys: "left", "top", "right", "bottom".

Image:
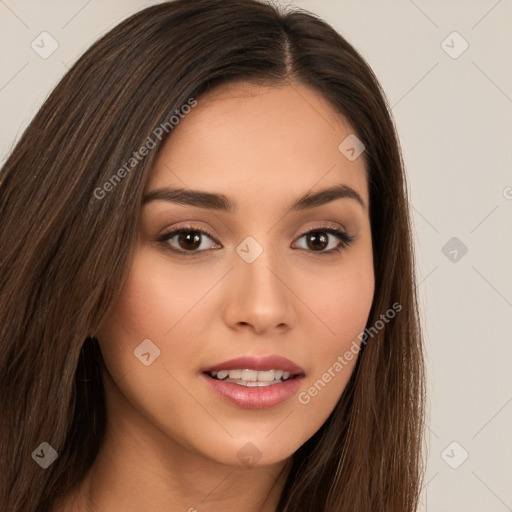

{"left": 205, "top": 369, "right": 301, "bottom": 387}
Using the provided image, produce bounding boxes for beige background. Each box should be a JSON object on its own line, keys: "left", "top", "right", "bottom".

{"left": 1, "top": 1, "right": 511, "bottom": 510}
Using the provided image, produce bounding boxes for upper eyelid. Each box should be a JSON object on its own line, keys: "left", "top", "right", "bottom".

{"left": 159, "top": 222, "right": 348, "bottom": 240}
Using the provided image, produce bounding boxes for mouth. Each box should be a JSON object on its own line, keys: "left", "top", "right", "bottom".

{"left": 201, "top": 355, "right": 305, "bottom": 409}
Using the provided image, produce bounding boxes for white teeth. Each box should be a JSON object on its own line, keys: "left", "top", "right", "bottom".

{"left": 224, "top": 379, "right": 283, "bottom": 387}
{"left": 257, "top": 370, "right": 276, "bottom": 382}
{"left": 241, "top": 369, "right": 258, "bottom": 381}
{"left": 208, "top": 369, "right": 295, "bottom": 383}
{"left": 228, "top": 369, "right": 242, "bottom": 379}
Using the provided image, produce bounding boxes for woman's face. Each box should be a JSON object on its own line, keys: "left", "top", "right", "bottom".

{"left": 96, "top": 81, "right": 374, "bottom": 468}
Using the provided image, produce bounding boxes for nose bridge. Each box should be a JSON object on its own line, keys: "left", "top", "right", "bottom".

{"left": 223, "top": 235, "right": 296, "bottom": 332}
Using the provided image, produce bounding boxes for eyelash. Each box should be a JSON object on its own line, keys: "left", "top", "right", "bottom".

{"left": 157, "top": 223, "right": 355, "bottom": 256}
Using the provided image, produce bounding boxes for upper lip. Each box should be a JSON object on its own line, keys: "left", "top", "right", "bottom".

{"left": 202, "top": 355, "right": 305, "bottom": 375}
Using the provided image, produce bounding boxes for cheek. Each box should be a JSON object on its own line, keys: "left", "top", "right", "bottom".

{"left": 328, "top": 268, "right": 374, "bottom": 337}
{"left": 294, "top": 240, "right": 374, "bottom": 348}
{"left": 94, "top": 249, "right": 222, "bottom": 448}
{"left": 101, "top": 246, "right": 214, "bottom": 338}
{"left": 291, "top": 254, "right": 374, "bottom": 436}
{"left": 96, "top": 247, "right": 194, "bottom": 377}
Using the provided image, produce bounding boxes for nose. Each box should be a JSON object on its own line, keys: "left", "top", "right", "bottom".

{"left": 222, "top": 247, "right": 296, "bottom": 335}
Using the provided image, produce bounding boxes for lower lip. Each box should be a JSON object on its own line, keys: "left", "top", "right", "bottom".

{"left": 202, "top": 373, "right": 304, "bottom": 409}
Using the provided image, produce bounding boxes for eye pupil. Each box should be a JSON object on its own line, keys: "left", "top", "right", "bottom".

{"left": 307, "top": 232, "right": 328, "bottom": 251}
{"left": 179, "top": 231, "right": 202, "bottom": 250}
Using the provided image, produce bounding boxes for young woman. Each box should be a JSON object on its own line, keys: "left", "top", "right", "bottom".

{"left": 0, "top": 0, "right": 425, "bottom": 510}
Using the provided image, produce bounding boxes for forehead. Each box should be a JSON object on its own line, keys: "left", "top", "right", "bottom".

{"left": 148, "top": 81, "right": 368, "bottom": 208}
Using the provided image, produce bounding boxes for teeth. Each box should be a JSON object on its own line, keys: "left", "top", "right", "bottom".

{"left": 208, "top": 369, "right": 295, "bottom": 383}
{"left": 223, "top": 379, "right": 283, "bottom": 387}
{"left": 257, "top": 370, "right": 276, "bottom": 382}
{"left": 241, "top": 369, "right": 258, "bottom": 381}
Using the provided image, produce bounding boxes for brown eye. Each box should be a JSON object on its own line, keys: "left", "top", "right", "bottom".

{"left": 293, "top": 227, "right": 355, "bottom": 254}
{"left": 177, "top": 231, "right": 202, "bottom": 251}
{"left": 157, "top": 227, "right": 220, "bottom": 254}
{"left": 305, "top": 231, "right": 329, "bottom": 251}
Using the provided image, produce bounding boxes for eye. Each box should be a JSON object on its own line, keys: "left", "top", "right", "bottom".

{"left": 157, "top": 223, "right": 355, "bottom": 256}
{"left": 292, "top": 224, "right": 355, "bottom": 254}
{"left": 157, "top": 226, "right": 221, "bottom": 254}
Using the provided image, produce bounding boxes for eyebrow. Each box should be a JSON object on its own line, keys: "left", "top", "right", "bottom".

{"left": 142, "top": 183, "right": 366, "bottom": 212}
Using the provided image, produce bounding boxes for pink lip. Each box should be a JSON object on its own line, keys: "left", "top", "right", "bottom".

{"left": 201, "top": 355, "right": 305, "bottom": 409}
{"left": 202, "top": 373, "right": 305, "bottom": 409}
{"left": 202, "top": 355, "right": 305, "bottom": 375}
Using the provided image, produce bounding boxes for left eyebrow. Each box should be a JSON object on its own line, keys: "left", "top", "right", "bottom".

{"left": 289, "top": 184, "right": 366, "bottom": 212}
{"left": 142, "top": 183, "right": 366, "bottom": 213}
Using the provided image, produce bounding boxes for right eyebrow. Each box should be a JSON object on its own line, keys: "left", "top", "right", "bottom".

{"left": 142, "top": 187, "right": 236, "bottom": 212}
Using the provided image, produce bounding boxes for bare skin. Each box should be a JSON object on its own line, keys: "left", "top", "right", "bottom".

{"left": 54, "top": 80, "right": 374, "bottom": 512}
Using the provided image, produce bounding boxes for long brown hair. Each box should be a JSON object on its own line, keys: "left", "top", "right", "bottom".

{"left": 0, "top": 0, "right": 425, "bottom": 510}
